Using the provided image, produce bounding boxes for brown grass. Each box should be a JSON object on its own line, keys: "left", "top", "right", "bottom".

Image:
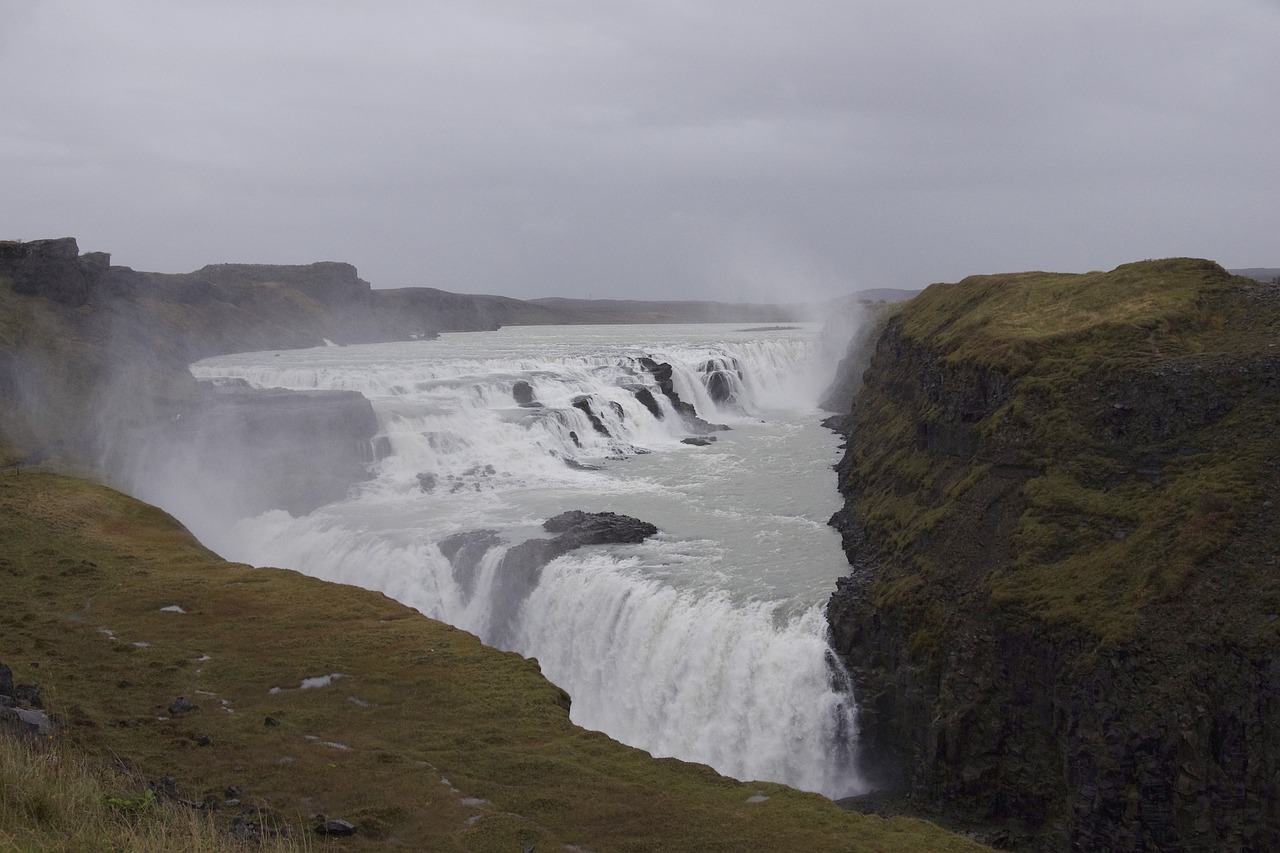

{"left": 0, "top": 732, "right": 307, "bottom": 853}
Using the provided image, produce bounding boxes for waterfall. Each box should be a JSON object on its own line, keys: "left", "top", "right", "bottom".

{"left": 180, "top": 324, "right": 866, "bottom": 798}
{"left": 519, "top": 555, "right": 860, "bottom": 795}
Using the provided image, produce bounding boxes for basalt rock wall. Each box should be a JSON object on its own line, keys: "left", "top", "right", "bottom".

{"left": 826, "top": 260, "right": 1280, "bottom": 850}
{"left": 0, "top": 237, "right": 109, "bottom": 307}
{"left": 1, "top": 241, "right": 386, "bottom": 513}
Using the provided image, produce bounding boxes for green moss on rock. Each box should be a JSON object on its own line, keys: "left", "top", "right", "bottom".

{"left": 827, "top": 258, "right": 1280, "bottom": 850}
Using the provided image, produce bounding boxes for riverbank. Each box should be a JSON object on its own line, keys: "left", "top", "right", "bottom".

{"left": 0, "top": 465, "right": 987, "bottom": 851}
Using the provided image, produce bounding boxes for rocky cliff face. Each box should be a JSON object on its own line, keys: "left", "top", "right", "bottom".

{"left": 3, "top": 238, "right": 819, "bottom": 361}
{"left": 826, "top": 260, "right": 1280, "bottom": 850}
{"left": 0, "top": 240, "right": 388, "bottom": 515}
{"left": 117, "top": 385, "right": 389, "bottom": 519}
{"left": 0, "top": 237, "right": 109, "bottom": 306}
{"left": 192, "top": 260, "right": 372, "bottom": 303}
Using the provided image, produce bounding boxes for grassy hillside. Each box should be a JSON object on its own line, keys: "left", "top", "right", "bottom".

{"left": 846, "top": 258, "right": 1279, "bottom": 644}
{"left": 0, "top": 469, "right": 985, "bottom": 852}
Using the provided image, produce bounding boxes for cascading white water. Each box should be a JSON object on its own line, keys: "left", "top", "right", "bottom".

{"left": 177, "top": 323, "right": 867, "bottom": 798}
{"left": 519, "top": 557, "right": 859, "bottom": 795}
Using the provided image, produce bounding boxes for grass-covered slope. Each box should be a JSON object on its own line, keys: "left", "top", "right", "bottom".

{"left": 826, "top": 259, "right": 1280, "bottom": 849}
{"left": 0, "top": 733, "right": 306, "bottom": 853}
{"left": 0, "top": 469, "right": 985, "bottom": 852}
{"left": 845, "top": 258, "right": 1279, "bottom": 641}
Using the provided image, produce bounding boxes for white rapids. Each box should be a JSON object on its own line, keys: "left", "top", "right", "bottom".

{"left": 169, "top": 322, "right": 866, "bottom": 798}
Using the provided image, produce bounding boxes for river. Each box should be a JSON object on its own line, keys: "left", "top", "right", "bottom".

{"left": 174, "top": 322, "right": 865, "bottom": 798}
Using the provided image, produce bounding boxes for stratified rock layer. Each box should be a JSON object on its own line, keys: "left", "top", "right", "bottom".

{"left": 825, "top": 259, "right": 1280, "bottom": 850}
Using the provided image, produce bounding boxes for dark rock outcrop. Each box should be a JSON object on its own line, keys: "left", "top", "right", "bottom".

{"left": 2, "top": 707, "right": 55, "bottom": 736}
{"left": 700, "top": 356, "right": 743, "bottom": 405}
{"left": 0, "top": 663, "right": 54, "bottom": 737}
{"left": 705, "top": 372, "right": 734, "bottom": 404}
{"left": 825, "top": 261, "right": 1280, "bottom": 851}
{"left": 13, "top": 683, "right": 43, "bottom": 710}
{"left": 542, "top": 510, "right": 659, "bottom": 548}
{"left": 513, "top": 380, "right": 537, "bottom": 406}
{"left": 638, "top": 357, "right": 696, "bottom": 418}
{"left": 632, "top": 387, "right": 663, "bottom": 419}
{"left": 0, "top": 237, "right": 107, "bottom": 307}
{"left": 438, "top": 529, "right": 502, "bottom": 601}
{"left": 315, "top": 819, "right": 357, "bottom": 836}
{"left": 193, "top": 261, "right": 370, "bottom": 304}
{"left": 453, "top": 511, "right": 658, "bottom": 649}
{"left": 572, "top": 397, "right": 612, "bottom": 437}
{"left": 637, "top": 357, "right": 727, "bottom": 435}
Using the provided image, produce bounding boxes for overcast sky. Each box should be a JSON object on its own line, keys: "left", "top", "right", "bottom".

{"left": 2, "top": 1, "right": 1278, "bottom": 302}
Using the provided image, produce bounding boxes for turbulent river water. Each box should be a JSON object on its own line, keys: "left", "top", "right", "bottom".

{"left": 179, "top": 322, "right": 866, "bottom": 798}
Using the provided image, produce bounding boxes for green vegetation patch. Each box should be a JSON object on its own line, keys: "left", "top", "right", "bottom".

{"left": 845, "top": 259, "right": 1280, "bottom": 645}
{"left": 0, "top": 470, "right": 986, "bottom": 852}
{"left": 897, "top": 258, "right": 1243, "bottom": 372}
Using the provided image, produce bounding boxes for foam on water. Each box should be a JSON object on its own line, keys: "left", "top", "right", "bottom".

{"left": 178, "top": 323, "right": 867, "bottom": 797}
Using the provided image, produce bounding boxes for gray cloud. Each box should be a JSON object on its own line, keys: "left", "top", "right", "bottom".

{"left": 2, "top": 0, "right": 1277, "bottom": 301}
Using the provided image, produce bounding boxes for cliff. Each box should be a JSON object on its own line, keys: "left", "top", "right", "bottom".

{"left": 1, "top": 237, "right": 823, "bottom": 359}
{"left": 0, "top": 240, "right": 389, "bottom": 514}
{"left": 0, "top": 237, "right": 111, "bottom": 306}
{"left": 826, "top": 259, "right": 1279, "bottom": 850}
